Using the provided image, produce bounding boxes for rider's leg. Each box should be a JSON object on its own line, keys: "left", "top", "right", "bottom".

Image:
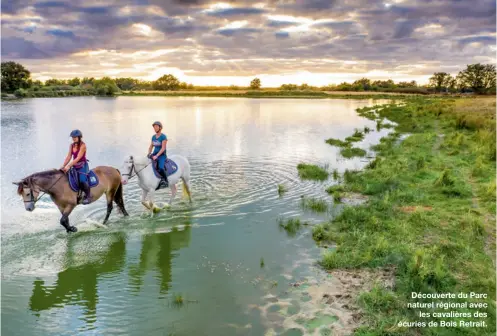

{"left": 78, "top": 163, "right": 92, "bottom": 204}
{"left": 157, "top": 155, "right": 169, "bottom": 187}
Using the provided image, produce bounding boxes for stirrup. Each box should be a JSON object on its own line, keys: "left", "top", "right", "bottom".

{"left": 81, "top": 196, "right": 92, "bottom": 205}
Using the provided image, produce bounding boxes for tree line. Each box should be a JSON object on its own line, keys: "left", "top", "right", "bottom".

{"left": 1, "top": 61, "right": 495, "bottom": 97}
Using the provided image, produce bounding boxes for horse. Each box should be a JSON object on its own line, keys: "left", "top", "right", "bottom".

{"left": 13, "top": 166, "right": 128, "bottom": 233}
{"left": 120, "top": 154, "right": 192, "bottom": 213}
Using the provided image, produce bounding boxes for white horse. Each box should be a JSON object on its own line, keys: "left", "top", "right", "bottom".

{"left": 120, "top": 154, "right": 192, "bottom": 213}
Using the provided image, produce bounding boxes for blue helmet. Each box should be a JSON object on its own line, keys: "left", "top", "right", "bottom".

{"left": 152, "top": 121, "right": 162, "bottom": 128}
{"left": 70, "top": 129, "right": 82, "bottom": 137}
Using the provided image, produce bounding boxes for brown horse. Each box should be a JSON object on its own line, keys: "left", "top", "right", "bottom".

{"left": 13, "top": 166, "right": 128, "bottom": 233}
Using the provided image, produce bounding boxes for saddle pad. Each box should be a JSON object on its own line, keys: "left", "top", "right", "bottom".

{"left": 68, "top": 168, "right": 99, "bottom": 192}
{"left": 152, "top": 159, "right": 178, "bottom": 179}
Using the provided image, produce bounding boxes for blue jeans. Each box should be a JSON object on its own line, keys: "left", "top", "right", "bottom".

{"left": 156, "top": 154, "right": 166, "bottom": 171}
{"left": 75, "top": 162, "right": 89, "bottom": 184}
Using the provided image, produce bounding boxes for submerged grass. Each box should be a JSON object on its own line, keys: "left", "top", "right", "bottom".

{"left": 340, "top": 146, "right": 367, "bottom": 158}
{"left": 301, "top": 196, "right": 328, "bottom": 213}
{"left": 277, "top": 184, "right": 287, "bottom": 196}
{"left": 314, "top": 97, "right": 496, "bottom": 335}
{"left": 297, "top": 163, "right": 329, "bottom": 181}
{"left": 278, "top": 217, "right": 307, "bottom": 236}
{"left": 345, "top": 129, "right": 365, "bottom": 143}
{"left": 325, "top": 138, "right": 349, "bottom": 147}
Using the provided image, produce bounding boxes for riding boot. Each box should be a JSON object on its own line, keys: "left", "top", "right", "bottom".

{"left": 159, "top": 169, "right": 169, "bottom": 188}
{"left": 80, "top": 182, "right": 92, "bottom": 204}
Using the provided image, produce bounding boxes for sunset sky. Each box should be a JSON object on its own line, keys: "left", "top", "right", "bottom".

{"left": 2, "top": 0, "right": 496, "bottom": 86}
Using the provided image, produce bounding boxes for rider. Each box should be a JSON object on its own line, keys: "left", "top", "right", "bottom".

{"left": 148, "top": 121, "right": 169, "bottom": 188}
{"left": 61, "top": 129, "right": 92, "bottom": 204}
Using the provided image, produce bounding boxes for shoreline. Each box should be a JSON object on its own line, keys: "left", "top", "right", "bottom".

{"left": 308, "top": 97, "right": 496, "bottom": 334}
{"left": 3, "top": 90, "right": 484, "bottom": 101}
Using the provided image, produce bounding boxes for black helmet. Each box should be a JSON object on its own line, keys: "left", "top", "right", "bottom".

{"left": 152, "top": 121, "right": 162, "bottom": 128}
{"left": 70, "top": 129, "right": 82, "bottom": 137}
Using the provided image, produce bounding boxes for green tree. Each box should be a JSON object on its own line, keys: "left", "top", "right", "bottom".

{"left": 353, "top": 78, "right": 371, "bottom": 91}
{"left": 280, "top": 84, "right": 298, "bottom": 91}
{"left": 1, "top": 61, "right": 31, "bottom": 92}
{"left": 115, "top": 77, "right": 138, "bottom": 90}
{"left": 153, "top": 74, "right": 180, "bottom": 90}
{"left": 429, "top": 72, "right": 453, "bottom": 92}
{"left": 68, "top": 77, "right": 81, "bottom": 86}
{"left": 250, "top": 78, "right": 261, "bottom": 89}
{"left": 81, "top": 77, "right": 95, "bottom": 85}
{"left": 457, "top": 63, "right": 496, "bottom": 94}
{"left": 93, "top": 77, "right": 119, "bottom": 96}
{"left": 45, "top": 78, "right": 67, "bottom": 86}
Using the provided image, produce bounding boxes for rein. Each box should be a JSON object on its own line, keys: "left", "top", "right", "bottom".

{"left": 25, "top": 171, "right": 65, "bottom": 204}
{"left": 121, "top": 161, "right": 151, "bottom": 180}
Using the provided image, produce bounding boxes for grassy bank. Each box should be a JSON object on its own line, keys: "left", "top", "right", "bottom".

{"left": 313, "top": 97, "right": 496, "bottom": 335}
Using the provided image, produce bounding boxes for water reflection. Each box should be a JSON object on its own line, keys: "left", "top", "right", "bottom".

{"left": 128, "top": 225, "right": 192, "bottom": 294}
{"left": 27, "top": 224, "right": 192, "bottom": 328}
{"left": 29, "top": 231, "right": 127, "bottom": 321}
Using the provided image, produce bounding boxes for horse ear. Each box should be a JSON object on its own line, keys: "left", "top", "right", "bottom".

{"left": 130, "top": 155, "right": 133, "bottom": 160}
{"left": 12, "top": 181, "right": 20, "bottom": 185}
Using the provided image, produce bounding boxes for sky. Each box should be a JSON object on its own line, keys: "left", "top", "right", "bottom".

{"left": 1, "top": 0, "right": 496, "bottom": 87}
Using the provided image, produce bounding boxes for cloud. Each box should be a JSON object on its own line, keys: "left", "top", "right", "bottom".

{"left": 46, "top": 29, "right": 75, "bottom": 38}
{"left": 206, "top": 7, "right": 266, "bottom": 17}
{"left": 1, "top": 0, "right": 494, "bottom": 84}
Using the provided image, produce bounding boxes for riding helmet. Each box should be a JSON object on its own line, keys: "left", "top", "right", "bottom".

{"left": 70, "top": 129, "right": 82, "bottom": 137}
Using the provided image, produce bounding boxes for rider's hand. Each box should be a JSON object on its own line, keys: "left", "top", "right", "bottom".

{"left": 152, "top": 155, "right": 158, "bottom": 161}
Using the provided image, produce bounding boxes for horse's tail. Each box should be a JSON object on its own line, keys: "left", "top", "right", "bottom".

{"left": 114, "top": 169, "right": 128, "bottom": 215}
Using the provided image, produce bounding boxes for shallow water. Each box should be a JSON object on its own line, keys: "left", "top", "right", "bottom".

{"left": 1, "top": 97, "right": 391, "bottom": 335}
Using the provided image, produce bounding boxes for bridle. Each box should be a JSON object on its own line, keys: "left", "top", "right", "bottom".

{"left": 23, "top": 173, "right": 65, "bottom": 205}
{"left": 121, "top": 158, "right": 150, "bottom": 180}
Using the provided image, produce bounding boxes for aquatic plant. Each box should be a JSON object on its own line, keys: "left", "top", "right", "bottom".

{"left": 277, "top": 184, "right": 287, "bottom": 196}
{"left": 300, "top": 196, "right": 328, "bottom": 213}
{"left": 340, "top": 147, "right": 367, "bottom": 158}
{"left": 297, "top": 163, "right": 329, "bottom": 181}
{"left": 325, "top": 138, "right": 349, "bottom": 147}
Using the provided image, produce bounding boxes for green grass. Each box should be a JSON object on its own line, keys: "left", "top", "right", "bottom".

{"left": 277, "top": 184, "right": 287, "bottom": 196}
{"left": 340, "top": 147, "right": 367, "bottom": 158}
{"left": 332, "top": 169, "right": 340, "bottom": 180}
{"left": 345, "top": 129, "right": 365, "bottom": 143}
{"left": 260, "top": 257, "right": 265, "bottom": 268}
{"left": 278, "top": 217, "right": 307, "bottom": 236}
{"left": 297, "top": 163, "right": 329, "bottom": 181}
{"left": 172, "top": 293, "right": 184, "bottom": 307}
{"left": 325, "top": 138, "right": 349, "bottom": 147}
{"left": 300, "top": 196, "right": 328, "bottom": 213}
{"left": 313, "top": 97, "right": 496, "bottom": 335}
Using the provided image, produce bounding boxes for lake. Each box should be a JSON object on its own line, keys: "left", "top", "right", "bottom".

{"left": 1, "top": 96, "right": 391, "bottom": 335}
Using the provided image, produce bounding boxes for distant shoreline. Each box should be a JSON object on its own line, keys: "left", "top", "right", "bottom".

{"left": 2, "top": 89, "right": 480, "bottom": 101}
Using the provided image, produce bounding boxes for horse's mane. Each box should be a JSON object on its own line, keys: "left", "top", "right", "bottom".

{"left": 130, "top": 155, "right": 150, "bottom": 165}
{"left": 17, "top": 169, "right": 63, "bottom": 195}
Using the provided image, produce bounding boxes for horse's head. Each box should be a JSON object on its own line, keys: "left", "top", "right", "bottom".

{"left": 13, "top": 178, "right": 39, "bottom": 212}
{"left": 120, "top": 155, "right": 134, "bottom": 185}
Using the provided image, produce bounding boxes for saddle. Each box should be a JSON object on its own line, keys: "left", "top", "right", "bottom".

{"left": 152, "top": 159, "right": 178, "bottom": 190}
{"left": 67, "top": 167, "right": 99, "bottom": 202}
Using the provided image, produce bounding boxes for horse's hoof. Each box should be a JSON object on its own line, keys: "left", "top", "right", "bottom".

{"left": 67, "top": 226, "right": 78, "bottom": 233}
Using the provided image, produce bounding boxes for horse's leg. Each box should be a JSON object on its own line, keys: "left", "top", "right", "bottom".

{"left": 141, "top": 189, "right": 151, "bottom": 210}
{"left": 114, "top": 183, "right": 129, "bottom": 217}
{"left": 182, "top": 177, "right": 192, "bottom": 203}
{"left": 166, "top": 184, "right": 177, "bottom": 207}
{"left": 149, "top": 191, "right": 161, "bottom": 213}
{"left": 102, "top": 191, "right": 114, "bottom": 225}
{"left": 59, "top": 205, "right": 77, "bottom": 233}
